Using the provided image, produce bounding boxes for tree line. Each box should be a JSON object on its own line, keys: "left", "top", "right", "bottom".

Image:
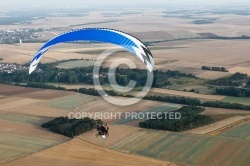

{"left": 0, "top": 63, "right": 195, "bottom": 88}
{"left": 202, "top": 101, "right": 250, "bottom": 110}
{"left": 216, "top": 87, "right": 250, "bottom": 97}
{"left": 212, "top": 72, "right": 249, "bottom": 87}
{"left": 212, "top": 72, "right": 250, "bottom": 97}
{"left": 139, "top": 106, "right": 214, "bottom": 132}
{"left": 145, "top": 94, "right": 250, "bottom": 110}
{"left": 42, "top": 117, "right": 102, "bottom": 137}
{"left": 201, "top": 66, "right": 228, "bottom": 72}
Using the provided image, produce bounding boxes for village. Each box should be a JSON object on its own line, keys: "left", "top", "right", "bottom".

{"left": 0, "top": 63, "right": 28, "bottom": 73}
{"left": 0, "top": 28, "right": 44, "bottom": 44}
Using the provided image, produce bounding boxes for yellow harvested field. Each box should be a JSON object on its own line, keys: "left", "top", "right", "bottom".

{"left": 202, "top": 107, "right": 250, "bottom": 115}
{"left": 2, "top": 139, "right": 174, "bottom": 166}
{"left": 196, "top": 71, "right": 232, "bottom": 80}
{"left": 187, "top": 116, "right": 250, "bottom": 135}
{"left": 0, "top": 98, "right": 43, "bottom": 111}
{"left": 0, "top": 43, "right": 100, "bottom": 64}
{"left": 1, "top": 38, "right": 250, "bottom": 80}
{"left": 150, "top": 88, "right": 225, "bottom": 100}
{"left": 228, "top": 66, "right": 250, "bottom": 76}
{"left": 0, "top": 97, "right": 19, "bottom": 105}
{"left": 153, "top": 39, "right": 250, "bottom": 65}
{"left": 152, "top": 39, "right": 250, "bottom": 78}
{"left": 0, "top": 119, "right": 67, "bottom": 140}
{"left": 56, "top": 46, "right": 120, "bottom": 53}
{"left": 0, "top": 44, "right": 42, "bottom": 64}
{"left": 42, "top": 50, "right": 98, "bottom": 61}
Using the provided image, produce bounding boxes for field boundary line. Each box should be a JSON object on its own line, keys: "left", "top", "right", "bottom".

{"left": 207, "top": 116, "right": 250, "bottom": 135}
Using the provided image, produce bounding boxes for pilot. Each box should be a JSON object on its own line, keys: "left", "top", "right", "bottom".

{"left": 97, "top": 124, "right": 109, "bottom": 135}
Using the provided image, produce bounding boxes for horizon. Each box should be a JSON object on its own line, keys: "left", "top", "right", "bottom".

{"left": 1, "top": 0, "right": 250, "bottom": 9}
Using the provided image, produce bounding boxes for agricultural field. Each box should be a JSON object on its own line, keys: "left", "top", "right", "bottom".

{"left": 0, "top": 85, "right": 43, "bottom": 96}
{"left": 2, "top": 6, "right": 250, "bottom": 166}
{"left": 201, "top": 107, "right": 250, "bottom": 122}
{"left": 202, "top": 108, "right": 250, "bottom": 115}
{"left": 42, "top": 93, "right": 99, "bottom": 111}
{"left": 111, "top": 130, "right": 250, "bottom": 166}
{"left": 150, "top": 88, "right": 225, "bottom": 100}
{"left": 152, "top": 39, "right": 250, "bottom": 79}
{"left": 8, "top": 104, "right": 71, "bottom": 118}
{"left": 114, "top": 103, "right": 180, "bottom": 125}
{"left": 164, "top": 77, "right": 206, "bottom": 90}
{"left": 0, "top": 84, "right": 183, "bottom": 165}
{"left": 0, "top": 85, "right": 73, "bottom": 100}
{"left": 228, "top": 66, "right": 250, "bottom": 76}
{"left": 57, "top": 60, "right": 97, "bottom": 68}
{"left": 1, "top": 39, "right": 250, "bottom": 82}
{"left": 15, "top": 89, "right": 73, "bottom": 100}
{"left": 0, "top": 97, "right": 42, "bottom": 111}
{"left": 0, "top": 112, "right": 69, "bottom": 164}
{"left": 0, "top": 43, "right": 100, "bottom": 64}
{"left": 0, "top": 44, "right": 41, "bottom": 64}
{"left": 187, "top": 116, "right": 250, "bottom": 135}
{"left": 23, "top": 85, "right": 177, "bottom": 123}
{"left": 223, "top": 96, "right": 250, "bottom": 105}
{"left": 0, "top": 85, "right": 77, "bottom": 117}
{"left": 78, "top": 125, "right": 142, "bottom": 147}
{"left": 196, "top": 71, "right": 232, "bottom": 80}
{"left": 0, "top": 7, "right": 250, "bottom": 78}
{"left": 1, "top": 139, "right": 176, "bottom": 166}
{"left": 220, "top": 122, "right": 250, "bottom": 140}
{"left": 0, "top": 112, "right": 50, "bottom": 125}
{"left": 0, "top": 97, "right": 20, "bottom": 105}
{"left": 63, "top": 98, "right": 170, "bottom": 123}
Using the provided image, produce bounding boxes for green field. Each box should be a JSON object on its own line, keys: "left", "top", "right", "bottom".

{"left": 220, "top": 122, "right": 250, "bottom": 140}
{"left": 167, "top": 77, "right": 207, "bottom": 91}
{"left": 0, "top": 113, "right": 50, "bottom": 126}
{"left": 57, "top": 60, "right": 96, "bottom": 68}
{"left": 0, "top": 131, "right": 65, "bottom": 164}
{"left": 111, "top": 130, "right": 250, "bottom": 166}
{"left": 75, "top": 50, "right": 106, "bottom": 55}
{"left": 0, "top": 111, "right": 68, "bottom": 164}
{"left": 223, "top": 96, "right": 250, "bottom": 105}
{"left": 113, "top": 104, "right": 180, "bottom": 125}
{"left": 43, "top": 93, "right": 99, "bottom": 110}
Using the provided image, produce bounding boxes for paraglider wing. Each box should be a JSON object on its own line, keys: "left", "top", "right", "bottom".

{"left": 29, "top": 28, "right": 154, "bottom": 74}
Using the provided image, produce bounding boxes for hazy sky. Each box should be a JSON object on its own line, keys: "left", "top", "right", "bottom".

{"left": 1, "top": 0, "right": 250, "bottom": 8}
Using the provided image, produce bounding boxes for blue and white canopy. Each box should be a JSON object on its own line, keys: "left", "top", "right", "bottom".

{"left": 29, "top": 28, "right": 154, "bottom": 74}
